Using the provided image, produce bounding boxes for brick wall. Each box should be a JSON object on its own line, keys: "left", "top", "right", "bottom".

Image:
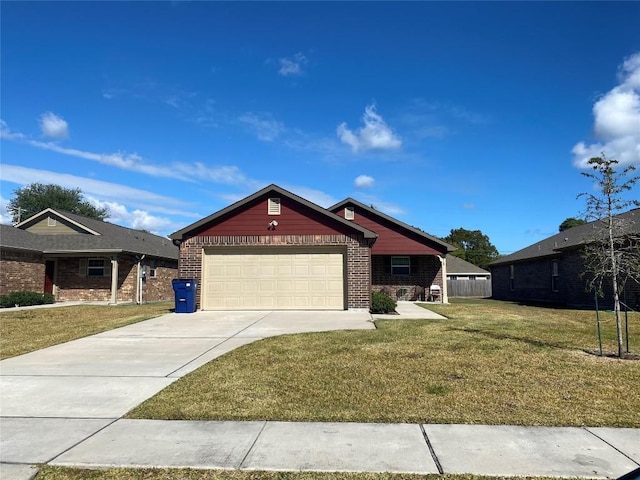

{"left": 55, "top": 256, "right": 137, "bottom": 302}
{"left": 371, "top": 255, "right": 442, "bottom": 301}
{"left": 179, "top": 234, "right": 371, "bottom": 309}
{"left": 142, "top": 260, "right": 178, "bottom": 302}
{"left": 0, "top": 249, "right": 45, "bottom": 295}
{"left": 491, "top": 250, "right": 640, "bottom": 309}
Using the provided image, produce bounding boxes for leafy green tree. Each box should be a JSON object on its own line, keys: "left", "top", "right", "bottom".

{"left": 8, "top": 183, "right": 108, "bottom": 223}
{"left": 559, "top": 217, "right": 586, "bottom": 232}
{"left": 443, "top": 228, "right": 499, "bottom": 269}
{"left": 579, "top": 155, "right": 639, "bottom": 358}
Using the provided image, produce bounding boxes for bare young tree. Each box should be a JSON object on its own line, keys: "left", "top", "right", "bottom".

{"left": 579, "top": 155, "right": 639, "bottom": 357}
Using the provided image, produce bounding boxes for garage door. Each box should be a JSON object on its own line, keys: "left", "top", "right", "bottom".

{"left": 202, "top": 248, "right": 345, "bottom": 310}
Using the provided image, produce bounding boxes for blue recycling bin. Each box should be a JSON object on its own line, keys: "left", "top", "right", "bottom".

{"left": 172, "top": 279, "right": 198, "bottom": 313}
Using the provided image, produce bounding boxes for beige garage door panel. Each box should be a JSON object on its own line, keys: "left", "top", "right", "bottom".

{"left": 203, "top": 250, "right": 345, "bottom": 310}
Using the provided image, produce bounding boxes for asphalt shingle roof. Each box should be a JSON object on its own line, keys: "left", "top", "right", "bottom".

{"left": 446, "top": 255, "right": 491, "bottom": 275}
{"left": 3, "top": 210, "right": 178, "bottom": 260}
{"left": 490, "top": 208, "right": 639, "bottom": 266}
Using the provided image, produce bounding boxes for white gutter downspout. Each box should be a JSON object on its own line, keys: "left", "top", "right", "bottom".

{"left": 438, "top": 254, "right": 448, "bottom": 304}
{"left": 137, "top": 255, "right": 146, "bottom": 304}
{"left": 110, "top": 256, "right": 119, "bottom": 304}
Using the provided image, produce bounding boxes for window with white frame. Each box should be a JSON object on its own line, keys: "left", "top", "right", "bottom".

{"left": 391, "top": 256, "right": 410, "bottom": 275}
{"left": 268, "top": 197, "right": 281, "bottom": 215}
{"left": 551, "top": 260, "right": 559, "bottom": 292}
{"left": 87, "top": 259, "right": 106, "bottom": 277}
{"left": 47, "top": 217, "right": 57, "bottom": 227}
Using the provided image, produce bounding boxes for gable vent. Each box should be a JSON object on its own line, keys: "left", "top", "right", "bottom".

{"left": 345, "top": 207, "right": 355, "bottom": 220}
{"left": 268, "top": 197, "right": 281, "bottom": 215}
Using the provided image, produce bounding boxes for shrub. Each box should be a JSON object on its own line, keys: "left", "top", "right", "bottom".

{"left": 370, "top": 291, "right": 397, "bottom": 314}
{"left": 0, "top": 291, "right": 55, "bottom": 308}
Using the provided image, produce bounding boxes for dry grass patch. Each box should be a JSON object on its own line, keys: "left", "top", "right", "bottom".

{"left": 35, "top": 467, "right": 569, "bottom": 480}
{"left": 128, "top": 299, "right": 640, "bottom": 427}
{"left": 0, "top": 302, "right": 172, "bottom": 359}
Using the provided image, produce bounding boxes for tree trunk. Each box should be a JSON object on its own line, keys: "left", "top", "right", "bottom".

{"left": 607, "top": 204, "right": 624, "bottom": 357}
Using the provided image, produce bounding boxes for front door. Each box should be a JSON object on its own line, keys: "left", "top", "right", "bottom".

{"left": 44, "top": 260, "right": 56, "bottom": 294}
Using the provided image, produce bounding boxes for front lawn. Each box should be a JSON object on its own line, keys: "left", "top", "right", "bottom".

{"left": 0, "top": 302, "right": 172, "bottom": 359}
{"left": 128, "top": 299, "right": 640, "bottom": 427}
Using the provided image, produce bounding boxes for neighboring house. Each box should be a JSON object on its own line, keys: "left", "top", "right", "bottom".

{"left": 489, "top": 208, "right": 640, "bottom": 309}
{"left": 329, "top": 198, "right": 455, "bottom": 302}
{"left": 446, "top": 255, "right": 492, "bottom": 298}
{"left": 0, "top": 209, "right": 179, "bottom": 304}
{"left": 170, "top": 184, "right": 455, "bottom": 311}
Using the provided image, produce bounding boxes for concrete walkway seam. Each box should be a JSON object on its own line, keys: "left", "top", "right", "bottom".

{"left": 46, "top": 418, "right": 121, "bottom": 466}
{"left": 164, "top": 313, "right": 272, "bottom": 377}
{"left": 585, "top": 427, "right": 640, "bottom": 466}
{"left": 420, "top": 423, "right": 443, "bottom": 474}
{"left": 238, "top": 421, "right": 269, "bottom": 469}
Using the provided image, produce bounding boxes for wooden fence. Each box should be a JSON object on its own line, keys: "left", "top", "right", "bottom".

{"left": 447, "top": 279, "right": 492, "bottom": 298}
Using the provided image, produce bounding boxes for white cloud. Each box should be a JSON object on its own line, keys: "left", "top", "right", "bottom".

{"left": 0, "top": 196, "right": 11, "bottom": 225}
{"left": 337, "top": 104, "right": 402, "bottom": 153}
{"left": 278, "top": 52, "right": 308, "bottom": 76}
{"left": 39, "top": 112, "right": 69, "bottom": 139}
{"left": 238, "top": 113, "right": 285, "bottom": 141}
{"left": 354, "top": 175, "right": 375, "bottom": 189}
{"left": 87, "top": 197, "right": 175, "bottom": 234}
{"left": 0, "top": 120, "right": 26, "bottom": 140}
{"left": 283, "top": 185, "right": 337, "bottom": 208}
{"left": 1, "top": 164, "right": 196, "bottom": 216}
{"left": 573, "top": 52, "right": 640, "bottom": 168}
{"left": 2, "top": 120, "right": 257, "bottom": 188}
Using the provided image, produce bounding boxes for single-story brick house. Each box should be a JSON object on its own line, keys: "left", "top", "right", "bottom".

{"left": 489, "top": 208, "right": 639, "bottom": 309}
{"left": 0, "top": 209, "right": 179, "bottom": 304}
{"left": 446, "top": 255, "right": 492, "bottom": 298}
{"left": 170, "top": 185, "right": 455, "bottom": 311}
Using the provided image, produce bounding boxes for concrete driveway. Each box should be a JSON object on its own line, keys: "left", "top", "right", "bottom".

{"left": 0, "top": 309, "right": 373, "bottom": 475}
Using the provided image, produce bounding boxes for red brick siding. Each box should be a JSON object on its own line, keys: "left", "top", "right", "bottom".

{"left": 55, "top": 257, "right": 132, "bottom": 302}
{"left": 0, "top": 249, "right": 45, "bottom": 295}
{"left": 142, "top": 261, "right": 178, "bottom": 302}
{"left": 371, "top": 255, "right": 442, "bottom": 301}
{"left": 179, "top": 234, "right": 371, "bottom": 310}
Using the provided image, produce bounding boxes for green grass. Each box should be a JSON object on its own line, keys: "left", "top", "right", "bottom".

{"left": 0, "top": 302, "right": 172, "bottom": 359}
{"left": 34, "top": 467, "right": 577, "bottom": 480}
{"left": 128, "top": 299, "right": 640, "bottom": 427}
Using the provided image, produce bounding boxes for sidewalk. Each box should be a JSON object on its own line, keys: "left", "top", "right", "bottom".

{"left": 2, "top": 420, "right": 639, "bottom": 479}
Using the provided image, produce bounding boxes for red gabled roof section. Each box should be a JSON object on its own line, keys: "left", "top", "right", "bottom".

{"left": 170, "top": 185, "right": 378, "bottom": 242}
{"left": 330, "top": 198, "right": 455, "bottom": 255}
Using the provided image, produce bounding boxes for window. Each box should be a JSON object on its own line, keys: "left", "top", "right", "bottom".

{"left": 47, "top": 217, "right": 57, "bottom": 227}
{"left": 87, "top": 259, "right": 106, "bottom": 277}
{"left": 509, "top": 264, "right": 515, "bottom": 291}
{"left": 551, "top": 260, "right": 559, "bottom": 292}
{"left": 469, "top": 275, "right": 476, "bottom": 281}
{"left": 149, "top": 267, "right": 157, "bottom": 278}
{"left": 450, "top": 275, "right": 458, "bottom": 281}
{"left": 345, "top": 207, "right": 355, "bottom": 220}
{"left": 268, "top": 197, "right": 281, "bottom": 215}
{"left": 391, "top": 256, "right": 410, "bottom": 275}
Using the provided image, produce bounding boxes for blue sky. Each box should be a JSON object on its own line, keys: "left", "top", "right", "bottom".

{"left": 1, "top": 2, "right": 639, "bottom": 255}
